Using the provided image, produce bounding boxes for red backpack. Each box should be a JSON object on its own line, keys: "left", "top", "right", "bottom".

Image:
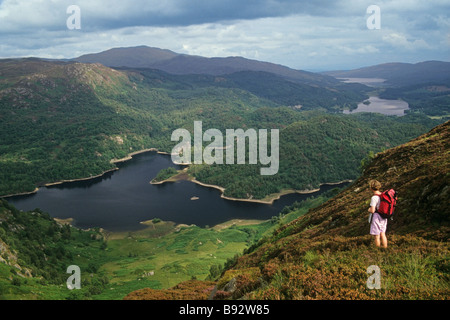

{"left": 376, "top": 189, "right": 398, "bottom": 219}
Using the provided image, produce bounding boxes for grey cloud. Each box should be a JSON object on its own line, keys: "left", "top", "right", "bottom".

{"left": 0, "top": 0, "right": 448, "bottom": 70}
{"left": 62, "top": 0, "right": 358, "bottom": 31}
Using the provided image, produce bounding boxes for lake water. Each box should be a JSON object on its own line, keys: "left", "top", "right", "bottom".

{"left": 6, "top": 152, "right": 349, "bottom": 232}
{"left": 337, "top": 78, "right": 387, "bottom": 87}
{"left": 343, "top": 96, "right": 409, "bottom": 116}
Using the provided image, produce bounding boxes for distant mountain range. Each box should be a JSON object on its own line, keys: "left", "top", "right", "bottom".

{"left": 74, "top": 45, "right": 339, "bottom": 86}
{"left": 73, "top": 46, "right": 450, "bottom": 89}
{"left": 323, "top": 61, "right": 450, "bottom": 86}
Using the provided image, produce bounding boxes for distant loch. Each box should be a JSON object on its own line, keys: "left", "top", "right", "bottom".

{"left": 343, "top": 96, "right": 409, "bottom": 117}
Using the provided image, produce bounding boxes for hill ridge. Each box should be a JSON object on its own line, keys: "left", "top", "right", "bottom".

{"left": 324, "top": 60, "right": 450, "bottom": 86}
{"left": 73, "top": 45, "right": 338, "bottom": 85}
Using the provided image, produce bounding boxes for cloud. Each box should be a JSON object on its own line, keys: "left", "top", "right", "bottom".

{"left": 382, "top": 32, "right": 431, "bottom": 50}
{"left": 0, "top": 0, "right": 345, "bottom": 32}
{"left": 0, "top": 0, "right": 448, "bottom": 70}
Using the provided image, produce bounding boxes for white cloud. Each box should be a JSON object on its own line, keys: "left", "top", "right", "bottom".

{"left": 0, "top": 0, "right": 448, "bottom": 70}
{"left": 382, "top": 32, "right": 431, "bottom": 50}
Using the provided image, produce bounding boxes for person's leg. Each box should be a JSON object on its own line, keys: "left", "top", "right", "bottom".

{"left": 380, "top": 232, "right": 388, "bottom": 248}
{"left": 374, "top": 234, "right": 380, "bottom": 247}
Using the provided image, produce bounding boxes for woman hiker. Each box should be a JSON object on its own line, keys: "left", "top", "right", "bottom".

{"left": 368, "top": 179, "right": 388, "bottom": 248}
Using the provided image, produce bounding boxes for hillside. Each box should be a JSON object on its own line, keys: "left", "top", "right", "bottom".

{"left": 125, "top": 121, "right": 449, "bottom": 300}
{"left": 324, "top": 61, "right": 450, "bottom": 87}
{"left": 186, "top": 112, "right": 440, "bottom": 200}
{"left": 0, "top": 59, "right": 161, "bottom": 195}
{"left": 0, "top": 199, "right": 108, "bottom": 299}
{"left": 118, "top": 67, "right": 369, "bottom": 111}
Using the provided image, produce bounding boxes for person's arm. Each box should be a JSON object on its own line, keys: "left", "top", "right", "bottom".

{"left": 368, "top": 195, "right": 378, "bottom": 213}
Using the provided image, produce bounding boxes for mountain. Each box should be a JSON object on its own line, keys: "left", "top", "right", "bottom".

{"left": 76, "top": 48, "right": 450, "bottom": 88}
{"left": 324, "top": 61, "right": 450, "bottom": 87}
{"left": 74, "top": 46, "right": 339, "bottom": 85}
{"left": 74, "top": 45, "right": 179, "bottom": 68}
{"left": 125, "top": 120, "right": 450, "bottom": 300}
{"left": 74, "top": 47, "right": 450, "bottom": 117}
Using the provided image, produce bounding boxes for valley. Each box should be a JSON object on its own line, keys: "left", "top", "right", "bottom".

{"left": 0, "top": 46, "right": 449, "bottom": 301}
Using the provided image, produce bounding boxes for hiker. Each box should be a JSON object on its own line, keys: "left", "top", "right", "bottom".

{"left": 367, "top": 179, "right": 388, "bottom": 248}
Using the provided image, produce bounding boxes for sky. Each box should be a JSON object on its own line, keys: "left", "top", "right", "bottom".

{"left": 0, "top": 0, "right": 449, "bottom": 71}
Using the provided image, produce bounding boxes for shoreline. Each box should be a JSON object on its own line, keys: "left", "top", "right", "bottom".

{"left": 110, "top": 148, "right": 160, "bottom": 164}
{"left": 191, "top": 178, "right": 353, "bottom": 204}
{"left": 43, "top": 167, "right": 120, "bottom": 187}
{"left": 1, "top": 148, "right": 163, "bottom": 199}
{"left": 2, "top": 145, "right": 352, "bottom": 206}
{"left": 1, "top": 187, "right": 40, "bottom": 198}
{"left": 151, "top": 169, "right": 352, "bottom": 205}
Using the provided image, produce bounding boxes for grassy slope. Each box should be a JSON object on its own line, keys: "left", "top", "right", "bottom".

{"left": 97, "top": 196, "right": 329, "bottom": 300}
{"left": 0, "top": 198, "right": 254, "bottom": 300}
{"left": 95, "top": 223, "right": 253, "bottom": 299}
{"left": 0, "top": 199, "right": 108, "bottom": 300}
{"left": 0, "top": 187, "right": 332, "bottom": 300}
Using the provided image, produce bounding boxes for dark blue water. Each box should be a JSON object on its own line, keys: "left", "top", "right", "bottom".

{"left": 6, "top": 151, "right": 348, "bottom": 232}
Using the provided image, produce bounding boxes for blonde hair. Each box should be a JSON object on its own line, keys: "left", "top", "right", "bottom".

{"left": 369, "top": 179, "right": 381, "bottom": 191}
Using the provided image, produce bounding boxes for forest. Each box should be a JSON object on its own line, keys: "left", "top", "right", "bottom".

{"left": 0, "top": 59, "right": 443, "bottom": 200}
